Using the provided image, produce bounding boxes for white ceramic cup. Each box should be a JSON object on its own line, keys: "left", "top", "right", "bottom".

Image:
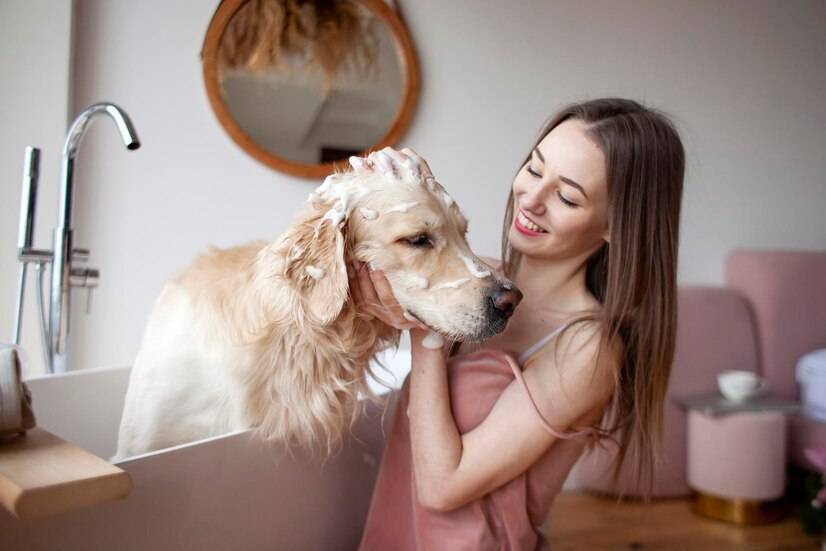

{"left": 717, "top": 370, "right": 764, "bottom": 402}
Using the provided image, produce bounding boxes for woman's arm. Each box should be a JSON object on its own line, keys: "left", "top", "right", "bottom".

{"left": 407, "top": 324, "right": 615, "bottom": 512}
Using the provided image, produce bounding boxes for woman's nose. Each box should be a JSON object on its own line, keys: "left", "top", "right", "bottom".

{"left": 520, "top": 187, "right": 547, "bottom": 214}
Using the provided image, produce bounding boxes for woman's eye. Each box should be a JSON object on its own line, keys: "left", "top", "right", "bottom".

{"left": 404, "top": 234, "right": 433, "bottom": 248}
{"left": 557, "top": 191, "right": 578, "bottom": 208}
{"left": 526, "top": 165, "right": 541, "bottom": 178}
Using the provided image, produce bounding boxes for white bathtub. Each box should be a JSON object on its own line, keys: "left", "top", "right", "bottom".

{"left": 0, "top": 347, "right": 411, "bottom": 550}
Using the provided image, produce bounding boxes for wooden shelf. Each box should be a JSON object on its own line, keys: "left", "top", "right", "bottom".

{"left": 0, "top": 427, "right": 131, "bottom": 520}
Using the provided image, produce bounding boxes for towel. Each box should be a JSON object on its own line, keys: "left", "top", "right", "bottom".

{"left": 797, "top": 349, "right": 826, "bottom": 422}
{"left": 0, "top": 344, "right": 36, "bottom": 438}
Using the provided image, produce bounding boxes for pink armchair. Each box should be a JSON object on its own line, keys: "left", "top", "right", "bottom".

{"left": 571, "top": 249, "right": 826, "bottom": 497}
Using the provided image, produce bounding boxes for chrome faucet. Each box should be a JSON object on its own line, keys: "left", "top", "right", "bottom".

{"left": 13, "top": 102, "right": 140, "bottom": 373}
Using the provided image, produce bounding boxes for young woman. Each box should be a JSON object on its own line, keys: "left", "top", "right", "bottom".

{"left": 350, "top": 98, "right": 685, "bottom": 550}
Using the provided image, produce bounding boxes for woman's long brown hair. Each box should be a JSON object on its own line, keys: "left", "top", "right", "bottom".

{"left": 501, "top": 98, "right": 685, "bottom": 500}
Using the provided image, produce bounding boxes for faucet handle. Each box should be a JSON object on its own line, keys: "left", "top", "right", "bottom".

{"left": 69, "top": 266, "right": 99, "bottom": 287}
{"left": 85, "top": 286, "right": 95, "bottom": 315}
{"left": 69, "top": 267, "right": 99, "bottom": 314}
{"left": 71, "top": 248, "right": 90, "bottom": 263}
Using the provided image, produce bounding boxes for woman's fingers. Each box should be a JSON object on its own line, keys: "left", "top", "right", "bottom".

{"left": 368, "top": 269, "right": 405, "bottom": 318}
{"left": 351, "top": 147, "right": 434, "bottom": 184}
{"left": 381, "top": 147, "right": 411, "bottom": 174}
{"left": 348, "top": 155, "right": 374, "bottom": 174}
{"left": 400, "top": 147, "right": 434, "bottom": 179}
{"left": 369, "top": 269, "right": 429, "bottom": 331}
{"left": 368, "top": 147, "right": 419, "bottom": 182}
{"left": 355, "top": 262, "right": 382, "bottom": 312}
{"left": 367, "top": 150, "right": 396, "bottom": 177}
{"left": 383, "top": 147, "right": 426, "bottom": 182}
{"left": 348, "top": 263, "right": 364, "bottom": 306}
{"left": 359, "top": 147, "right": 436, "bottom": 188}
{"left": 347, "top": 261, "right": 428, "bottom": 330}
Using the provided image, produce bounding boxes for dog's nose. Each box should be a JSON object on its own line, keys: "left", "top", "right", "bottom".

{"left": 489, "top": 285, "right": 523, "bottom": 319}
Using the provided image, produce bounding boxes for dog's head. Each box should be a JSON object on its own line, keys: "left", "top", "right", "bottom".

{"left": 271, "top": 163, "right": 521, "bottom": 341}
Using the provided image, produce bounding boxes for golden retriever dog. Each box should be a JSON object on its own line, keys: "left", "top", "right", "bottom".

{"left": 114, "top": 157, "right": 521, "bottom": 460}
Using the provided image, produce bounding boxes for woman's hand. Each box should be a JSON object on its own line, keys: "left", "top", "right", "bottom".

{"left": 349, "top": 146, "right": 436, "bottom": 185}
{"left": 348, "top": 260, "right": 429, "bottom": 332}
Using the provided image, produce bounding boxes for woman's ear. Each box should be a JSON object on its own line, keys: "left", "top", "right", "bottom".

{"left": 276, "top": 207, "right": 350, "bottom": 325}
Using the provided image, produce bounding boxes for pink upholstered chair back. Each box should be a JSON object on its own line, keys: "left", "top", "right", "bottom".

{"left": 725, "top": 249, "right": 826, "bottom": 400}
{"left": 726, "top": 249, "right": 826, "bottom": 467}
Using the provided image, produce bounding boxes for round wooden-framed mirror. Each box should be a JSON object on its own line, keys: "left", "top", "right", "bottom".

{"left": 202, "top": 0, "right": 420, "bottom": 179}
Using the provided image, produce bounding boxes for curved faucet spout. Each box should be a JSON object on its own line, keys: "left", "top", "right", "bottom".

{"left": 63, "top": 102, "right": 140, "bottom": 159}
{"left": 59, "top": 102, "right": 140, "bottom": 229}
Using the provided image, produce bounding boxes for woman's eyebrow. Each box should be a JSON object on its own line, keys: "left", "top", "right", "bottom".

{"left": 561, "top": 176, "right": 588, "bottom": 200}
{"left": 532, "top": 147, "right": 589, "bottom": 200}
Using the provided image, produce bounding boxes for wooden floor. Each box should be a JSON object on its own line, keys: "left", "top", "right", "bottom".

{"left": 547, "top": 492, "right": 820, "bottom": 550}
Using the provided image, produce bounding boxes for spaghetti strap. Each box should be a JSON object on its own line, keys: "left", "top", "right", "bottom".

{"left": 517, "top": 320, "right": 576, "bottom": 366}
{"left": 496, "top": 351, "right": 597, "bottom": 440}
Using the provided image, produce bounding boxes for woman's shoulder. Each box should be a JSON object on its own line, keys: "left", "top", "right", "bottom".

{"left": 557, "top": 318, "right": 624, "bottom": 369}
{"left": 526, "top": 318, "right": 621, "bottom": 401}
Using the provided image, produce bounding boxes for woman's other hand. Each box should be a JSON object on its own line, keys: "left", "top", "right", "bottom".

{"left": 349, "top": 146, "right": 436, "bottom": 185}
{"left": 348, "top": 260, "right": 429, "bottom": 332}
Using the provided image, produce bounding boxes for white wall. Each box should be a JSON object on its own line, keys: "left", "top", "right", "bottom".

{"left": 6, "top": 0, "right": 826, "bottom": 375}
{"left": 0, "top": 1, "right": 73, "bottom": 373}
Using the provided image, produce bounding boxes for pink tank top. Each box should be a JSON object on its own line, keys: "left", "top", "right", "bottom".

{"left": 359, "top": 322, "right": 606, "bottom": 550}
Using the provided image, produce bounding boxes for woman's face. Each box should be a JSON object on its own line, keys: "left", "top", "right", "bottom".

{"left": 509, "top": 118, "right": 610, "bottom": 261}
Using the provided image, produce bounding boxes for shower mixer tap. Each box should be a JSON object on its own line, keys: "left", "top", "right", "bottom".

{"left": 12, "top": 102, "right": 140, "bottom": 374}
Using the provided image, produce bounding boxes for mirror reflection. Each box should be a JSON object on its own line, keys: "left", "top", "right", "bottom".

{"left": 216, "top": 0, "right": 405, "bottom": 165}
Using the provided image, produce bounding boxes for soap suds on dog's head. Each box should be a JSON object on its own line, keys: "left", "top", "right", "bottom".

{"left": 459, "top": 254, "right": 491, "bottom": 279}
{"left": 359, "top": 207, "right": 378, "bottom": 220}
{"left": 407, "top": 275, "right": 429, "bottom": 290}
{"left": 321, "top": 200, "right": 347, "bottom": 230}
{"left": 305, "top": 265, "right": 325, "bottom": 279}
{"left": 289, "top": 244, "right": 304, "bottom": 260}
{"left": 308, "top": 173, "right": 373, "bottom": 235}
{"left": 387, "top": 272, "right": 430, "bottom": 292}
{"left": 385, "top": 201, "right": 419, "bottom": 215}
{"left": 432, "top": 277, "right": 471, "bottom": 290}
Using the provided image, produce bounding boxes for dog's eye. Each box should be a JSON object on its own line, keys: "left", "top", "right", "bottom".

{"left": 404, "top": 233, "right": 434, "bottom": 248}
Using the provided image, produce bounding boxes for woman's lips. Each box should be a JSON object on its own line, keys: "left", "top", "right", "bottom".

{"left": 515, "top": 209, "right": 548, "bottom": 236}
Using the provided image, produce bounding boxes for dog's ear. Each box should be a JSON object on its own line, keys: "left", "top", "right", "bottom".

{"left": 277, "top": 205, "right": 350, "bottom": 325}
